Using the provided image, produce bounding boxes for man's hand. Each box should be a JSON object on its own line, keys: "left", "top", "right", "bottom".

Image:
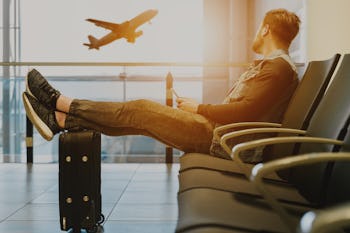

{"left": 176, "top": 97, "right": 199, "bottom": 113}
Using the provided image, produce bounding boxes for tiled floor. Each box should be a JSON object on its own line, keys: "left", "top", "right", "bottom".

{"left": 0, "top": 163, "right": 179, "bottom": 233}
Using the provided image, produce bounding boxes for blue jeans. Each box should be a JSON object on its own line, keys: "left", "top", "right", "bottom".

{"left": 65, "top": 99, "right": 214, "bottom": 153}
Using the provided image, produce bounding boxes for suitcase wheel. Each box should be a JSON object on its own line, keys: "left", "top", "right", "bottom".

{"left": 97, "top": 214, "right": 105, "bottom": 225}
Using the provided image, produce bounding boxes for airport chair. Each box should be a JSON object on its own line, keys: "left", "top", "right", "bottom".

{"left": 181, "top": 205, "right": 350, "bottom": 233}
{"left": 179, "top": 202, "right": 350, "bottom": 233}
{"left": 177, "top": 54, "right": 350, "bottom": 203}
{"left": 179, "top": 54, "right": 341, "bottom": 177}
{"left": 176, "top": 150, "right": 350, "bottom": 233}
{"left": 178, "top": 116, "right": 350, "bottom": 228}
{"left": 298, "top": 202, "right": 350, "bottom": 233}
{"left": 176, "top": 55, "right": 350, "bottom": 232}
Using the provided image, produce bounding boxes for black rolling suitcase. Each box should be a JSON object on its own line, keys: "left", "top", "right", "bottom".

{"left": 59, "top": 130, "right": 104, "bottom": 233}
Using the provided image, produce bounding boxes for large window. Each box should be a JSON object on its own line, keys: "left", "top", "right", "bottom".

{"left": 1, "top": 0, "right": 204, "bottom": 163}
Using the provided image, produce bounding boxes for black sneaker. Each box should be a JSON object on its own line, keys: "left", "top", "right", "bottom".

{"left": 23, "top": 92, "right": 61, "bottom": 141}
{"left": 26, "top": 69, "right": 60, "bottom": 110}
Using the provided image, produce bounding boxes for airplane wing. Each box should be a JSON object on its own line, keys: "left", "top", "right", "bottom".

{"left": 86, "top": 18, "right": 120, "bottom": 31}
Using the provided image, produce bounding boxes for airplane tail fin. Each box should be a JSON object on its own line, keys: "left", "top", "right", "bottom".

{"left": 83, "top": 35, "right": 99, "bottom": 50}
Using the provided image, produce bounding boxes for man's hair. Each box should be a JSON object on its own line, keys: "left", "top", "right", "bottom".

{"left": 263, "top": 9, "right": 301, "bottom": 47}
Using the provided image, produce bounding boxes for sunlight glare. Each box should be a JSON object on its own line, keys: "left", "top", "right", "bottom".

{"left": 21, "top": 0, "right": 203, "bottom": 63}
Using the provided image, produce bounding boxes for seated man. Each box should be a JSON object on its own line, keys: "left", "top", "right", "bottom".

{"left": 23, "top": 8, "right": 300, "bottom": 161}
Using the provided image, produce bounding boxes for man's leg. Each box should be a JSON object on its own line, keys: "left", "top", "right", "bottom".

{"left": 24, "top": 69, "right": 214, "bottom": 153}
{"left": 64, "top": 99, "right": 214, "bottom": 153}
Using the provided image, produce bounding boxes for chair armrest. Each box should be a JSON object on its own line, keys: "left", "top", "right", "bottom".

{"left": 213, "top": 122, "right": 282, "bottom": 141}
{"left": 232, "top": 136, "right": 343, "bottom": 178}
{"left": 251, "top": 152, "right": 350, "bottom": 181}
{"left": 220, "top": 127, "right": 306, "bottom": 155}
{"left": 250, "top": 152, "right": 350, "bottom": 233}
{"left": 299, "top": 202, "right": 350, "bottom": 233}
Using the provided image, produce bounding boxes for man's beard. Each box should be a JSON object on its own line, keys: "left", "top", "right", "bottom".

{"left": 252, "top": 36, "right": 263, "bottom": 54}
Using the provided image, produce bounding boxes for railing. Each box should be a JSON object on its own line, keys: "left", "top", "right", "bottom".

{"left": 0, "top": 61, "right": 250, "bottom": 67}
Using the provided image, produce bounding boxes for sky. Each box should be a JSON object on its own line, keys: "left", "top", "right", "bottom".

{"left": 20, "top": 0, "right": 203, "bottom": 63}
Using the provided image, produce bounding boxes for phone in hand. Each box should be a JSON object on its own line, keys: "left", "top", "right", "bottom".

{"left": 171, "top": 88, "right": 180, "bottom": 98}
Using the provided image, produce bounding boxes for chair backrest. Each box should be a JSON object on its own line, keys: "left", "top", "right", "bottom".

{"left": 288, "top": 54, "right": 350, "bottom": 204}
{"left": 281, "top": 53, "right": 341, "bottom": 130}
{"left": 267, "top": 54, "right": 341, "bottom": 160}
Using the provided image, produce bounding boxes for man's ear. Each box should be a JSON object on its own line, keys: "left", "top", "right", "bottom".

{"left": 261, "top": 24, "right": 270, "bottom": 36}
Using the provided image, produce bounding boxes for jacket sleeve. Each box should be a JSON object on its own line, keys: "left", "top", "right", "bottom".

{"left": 197, "top": 58, "right": 298, "bottom": 125}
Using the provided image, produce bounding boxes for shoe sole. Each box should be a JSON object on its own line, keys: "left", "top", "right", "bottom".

{"left": 22, "top": 92, "right": 54, "bottom": 141}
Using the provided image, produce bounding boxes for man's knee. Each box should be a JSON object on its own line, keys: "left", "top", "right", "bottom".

{"left": 132, "top": 99, "right": 152, "bottom": 106}
{"left": 128, "top": 99, "right": 161, "bottom": 111}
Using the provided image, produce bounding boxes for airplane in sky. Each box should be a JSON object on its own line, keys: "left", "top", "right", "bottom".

{"left": 83, "top": 9, "right": 158, "bottom": 50}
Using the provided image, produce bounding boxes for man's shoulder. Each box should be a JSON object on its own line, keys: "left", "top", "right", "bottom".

{"left": 264, "top": 56, "right": 295, "bottom": 69}
{"left": 262, "top": 57, "right": 297, "bottom": 76}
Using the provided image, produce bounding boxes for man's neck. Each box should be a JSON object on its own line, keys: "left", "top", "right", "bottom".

{"left": 261, "top": 40, "right": 289, "bottom": 58}
{"left": 265, "top": 49, "right": 288, "bottom": 59}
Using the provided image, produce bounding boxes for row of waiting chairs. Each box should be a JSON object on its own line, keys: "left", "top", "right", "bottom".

{"left": 175, "top": 53, "right": 350, "bottom": 233}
